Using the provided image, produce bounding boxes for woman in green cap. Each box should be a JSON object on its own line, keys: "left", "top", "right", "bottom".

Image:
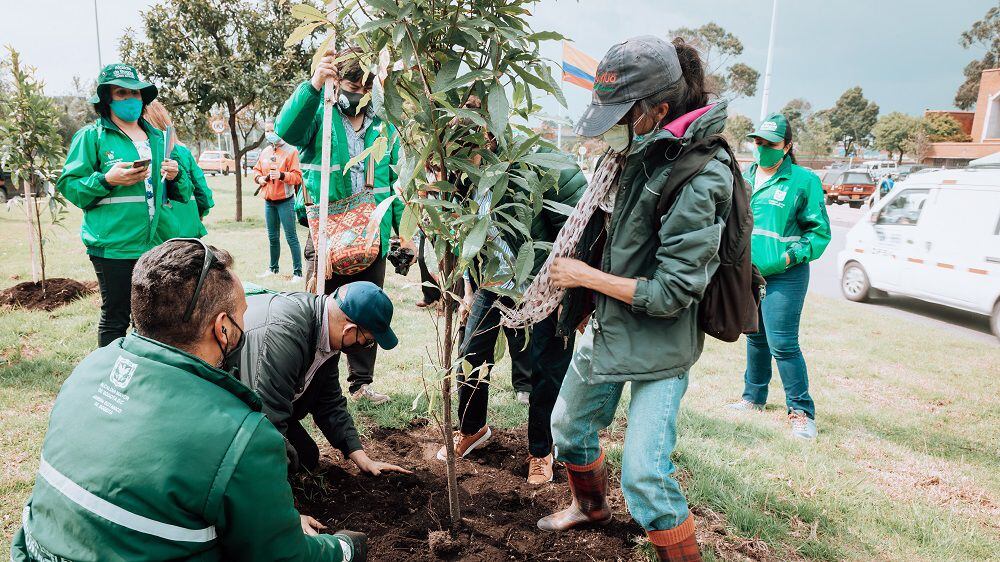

{"left": 727, "top": 112, "right": 831, "bottom": 440}
{"left": 57, "top": 63, "right": 187, "bottom": 347}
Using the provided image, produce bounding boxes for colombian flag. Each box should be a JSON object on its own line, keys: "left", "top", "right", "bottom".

{"left": 562, "top": 41, "right": 598, "bottom": 91}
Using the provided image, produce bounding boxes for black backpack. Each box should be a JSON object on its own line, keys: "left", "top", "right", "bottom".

{"left": 653, "top": 135, "right": 765, "bottom": 342}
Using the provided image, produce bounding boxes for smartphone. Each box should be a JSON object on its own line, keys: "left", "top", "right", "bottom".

{"left": 132, "top": 159, "right": 151, "bottom": 169}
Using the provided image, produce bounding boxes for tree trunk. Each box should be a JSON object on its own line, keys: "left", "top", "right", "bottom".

{"left": 21, "top": 178, "right": 40, "bottom": 284}
{"left": 439, "top": 250, "right": 462, "bottom": 529}
{"left": 226, "top": 99, "right": 244, "bottom": 222}
{"left": 32, "top": 180, "right": 47, "bottom": 291}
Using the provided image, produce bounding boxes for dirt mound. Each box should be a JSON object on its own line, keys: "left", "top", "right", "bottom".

{"left": 294, "top": 425, "right": 645, "bottom": 561}
{"left": 0, "top": 278, "right": 97, "bottom": 311}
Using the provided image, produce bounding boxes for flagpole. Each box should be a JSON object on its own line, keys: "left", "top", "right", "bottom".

{"left": 93, "top": 0, "right": 103, "bottom": 69}
{"left": 759, "top": 0, "right": 778, "bottom": 122}
{"left": 556, "top": 107, "right": 563, "bottom": 150}
{"left": 315, "top": 1, "right": 338, "bottom": 296}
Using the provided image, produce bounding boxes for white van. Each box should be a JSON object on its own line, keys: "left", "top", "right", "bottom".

{"left": 837, "top": 168, "right": 1000, "bottom": 339}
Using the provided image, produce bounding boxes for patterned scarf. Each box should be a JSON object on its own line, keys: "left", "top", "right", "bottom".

{"left": 497, "top": 151, "right": 626, "bottom": 328}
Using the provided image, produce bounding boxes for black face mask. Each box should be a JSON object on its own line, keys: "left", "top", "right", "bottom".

{"left": 217, "top": 313, "right": 246, "bottom": 374}
{"left": 339, "top": 326, "right": 374, "bottom": 355}
{"left": 338, "top": 90, "right": 367, "bottom": 117}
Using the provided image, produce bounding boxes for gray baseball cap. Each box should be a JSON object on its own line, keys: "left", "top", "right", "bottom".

{"left": 575, "top": 36, "right": 684, "bottom": 138}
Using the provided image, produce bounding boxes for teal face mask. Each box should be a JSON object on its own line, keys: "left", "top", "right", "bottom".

{"left": 110, "top": 98, "right": 143, "bottom": 122}
{"left": 265, "top": 132, "right": 281, "bottom": 144}
{"left": 755, "top": 144, "right": 786, "bottom": 168}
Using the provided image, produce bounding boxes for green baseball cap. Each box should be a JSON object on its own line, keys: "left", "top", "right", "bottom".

{"left": 747, "top": 112, "right": 788, "bottom": 143}
{"left": 334, "top": 281, "right": 398, "bottom": 350}
{"left": 88, "top": 63, "right": 157, "bottom": 104}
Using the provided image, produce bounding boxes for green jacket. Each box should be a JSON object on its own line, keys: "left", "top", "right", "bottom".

{"left": 11, "top": 333, "right": 345, "bottom": 561}
{"left": 589, "top": 103, "right": 734, "bottom": 384}
{"left": 516, "top": 151, "right": 588, "bottom": 276}
{"left": 58, "top": 118, "right": 190, "bottom": 260}
{"left": 744, "top": 159, "right": 831, "bottom": 277}
{"left": 156, "top": 144, "right": 211, "bottom": 240}
{"left": 238, "top": 292, "right": 362, "bottom": 460}
{"left": 276, "top": 81, "right": 403, "bottom": 257}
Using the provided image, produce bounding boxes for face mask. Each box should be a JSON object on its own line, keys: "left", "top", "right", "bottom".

{"left": 602, "top": 114, "right": 649, "bottom": 153}
{"left": 755, "top": 145, "right": 786, "bottom": 168}
{"left": 216, "top": 314, "right": 246, "bottom": 374}
{"left": 339, "top": 326, "right": 374, "bottom": 355}
{"left": 265, "top": 132, "right": 282, "bottom": 145}
{"left": 338, "top": 90, "right": 367, "bottom": 117}
{"left": 110, "top": 98, "right": 143, "bottom": 122}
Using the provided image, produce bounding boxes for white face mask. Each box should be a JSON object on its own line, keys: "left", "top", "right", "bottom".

{"left": 601, "top": 114, "right": 649, "bottom": 154}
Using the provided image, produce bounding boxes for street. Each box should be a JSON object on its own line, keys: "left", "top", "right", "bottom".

{"left": 811, "top": 204, "right": 997, "bottom": 344}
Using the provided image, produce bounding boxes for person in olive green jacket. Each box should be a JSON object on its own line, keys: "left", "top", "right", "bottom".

{"left": 727, "top": 113, "right": 831, "bottom": 441}
{"left": 144, "top": 100, "right": 214, "bottom": 240}
{"left": 58, "top": 64, "right": 188, "bottom": 348}
{"left": 276, "top": 46, "right": 413, "bottom": 406}
{"left": 12, "top": 240, "right": 367, "bottom": 562}
{"left": 527, "top": 37, "right": 730, "bottom": 561}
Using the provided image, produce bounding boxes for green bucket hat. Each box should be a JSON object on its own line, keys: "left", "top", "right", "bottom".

{"left": 88, "top": 63, "right": 157, "bottom": 104}
{"left": 747, "top": 112, "right": 788, "bottom": 144}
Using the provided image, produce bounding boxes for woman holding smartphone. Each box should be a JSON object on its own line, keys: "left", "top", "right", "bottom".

{"left": 57, "top": 63, "right": 183, "bottom": 347}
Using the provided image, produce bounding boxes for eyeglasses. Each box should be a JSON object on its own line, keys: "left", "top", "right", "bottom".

{"left": 333, "top": 289, "right": 376, "bottom": 350}
{"left": 171, "top": 238, "right": 218, "bottom": 323}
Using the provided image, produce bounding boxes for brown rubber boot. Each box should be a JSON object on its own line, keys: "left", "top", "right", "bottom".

{"left": 536, "top": 451, "right": 612, "bottom": 531}
{"left": 647, "top": 513, "right": 701, "bottom": 561}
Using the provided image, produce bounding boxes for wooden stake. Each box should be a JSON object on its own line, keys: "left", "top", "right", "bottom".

{"left": 315, "top": 0, "right": 339, "bottom": 296}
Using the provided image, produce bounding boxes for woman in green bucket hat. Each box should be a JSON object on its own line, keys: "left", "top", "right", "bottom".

{"left": 57, "top": 63, "right": 189, "bottom": 347}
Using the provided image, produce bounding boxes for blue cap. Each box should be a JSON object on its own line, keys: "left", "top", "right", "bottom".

{"left": 334, "top": 281, "right": 398, "bottom": 350}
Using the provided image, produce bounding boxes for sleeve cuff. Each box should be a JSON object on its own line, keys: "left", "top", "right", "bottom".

{"left": 630, "top": 277, "right": 651, "bottom": 313}
{"left": 97, "top": 173, "right": 112, "bottom": 189}
{"left": 341, "top": 438, "right": 363, "bottom": 459}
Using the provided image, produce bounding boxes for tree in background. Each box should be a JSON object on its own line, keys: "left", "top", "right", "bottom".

{"left": 722, "top": 113, "right": 753, "bottom": 152}
{"left": 121, "top": 0, "right": 321, "bottom": 221}
{"left": 955, "top": 6, "right": 1000, "bottom": 109}
{"left": 873, "top": 112, "right": 921, "bottom": 163}
{"left": 922, "top": 113, "right": 971, "bottom": 142}
{"left": 780, "top": 98, "right": 811, "bottom": 140}
{"left": 826, "top": 86, "right": 879, "bottom": 156}
{"left": 797, "top": 111, "right": 836, "bottom": 158}
{"left": 670, "top": 23, "right": 760, "bottom": 99}
{"left": 0, "top": 47, "right": 68, "bottom": 290}
{"left": 52, "top": 77, "right": 97, "bottom": 148}
{"left": 288, "top": 0, "right": 570, "bottom": 527}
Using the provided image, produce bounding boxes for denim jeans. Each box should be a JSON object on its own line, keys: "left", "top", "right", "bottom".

{"left": 264, "top": 197, "right": 302, "bottom": 276}
{"left": 742, "top": 263, "right": 815, "bottom": 419}
{"left": 551, "top": 327, "right": 691, "bottom": 531}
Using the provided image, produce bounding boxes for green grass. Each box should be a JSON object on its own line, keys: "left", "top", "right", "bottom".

{"left": 1, "top": 176, "right": 998, "bottom": 560}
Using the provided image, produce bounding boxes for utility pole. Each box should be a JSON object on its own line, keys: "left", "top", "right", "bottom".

{"left": 93, "top": 0, "right": 103, "bottom": 69}
{"left": 759, "top": 0, "right": 778, "bottom": 122}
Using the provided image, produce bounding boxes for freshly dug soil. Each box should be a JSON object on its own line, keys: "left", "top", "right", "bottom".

{"left": 294, "top": 424, "right": 646, "bottom": 561}
{"left": 0, "top": 278, "right": 97, "bottom": 311}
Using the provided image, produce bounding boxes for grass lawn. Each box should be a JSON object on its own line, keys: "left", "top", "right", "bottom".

{"left": 1, "top": 175, "right": 998, "bottom": 560}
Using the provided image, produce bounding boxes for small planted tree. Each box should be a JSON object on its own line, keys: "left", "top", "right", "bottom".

{"left": 287, "top": 0, "right": 571, "bottom": 527}
{"left": 0, "top": 47, "right": 68, "bottom": 291}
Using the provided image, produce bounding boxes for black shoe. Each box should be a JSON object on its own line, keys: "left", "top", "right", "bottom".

{"left": 334, "top": 530, "right": 368, "bottom": 561}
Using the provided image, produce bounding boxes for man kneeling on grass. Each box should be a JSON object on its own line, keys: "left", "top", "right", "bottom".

{"left": 239, "top": 281, "right": 411, "bottom": 477}
{"left": 12, "top": 239, "right": 367, "bottom": 562}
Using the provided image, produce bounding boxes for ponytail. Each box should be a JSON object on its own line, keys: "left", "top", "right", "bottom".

{"left": 783, "top": 120, "right": 797, "bottom": 164}
{"left": 636, "top": 37, "right": 714, "bottom": 126}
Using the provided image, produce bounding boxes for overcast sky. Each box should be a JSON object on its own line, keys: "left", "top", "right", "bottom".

{"left": 5, "top": 0, "right": 995, "bottom": 124}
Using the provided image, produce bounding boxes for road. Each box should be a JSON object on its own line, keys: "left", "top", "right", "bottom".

{"left": 811, "top": 205, "right": 997, "bottom": 344}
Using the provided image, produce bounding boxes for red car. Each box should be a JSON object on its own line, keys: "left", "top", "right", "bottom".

{"left": 824, "top": 169, "right": 875, "bottom": 208}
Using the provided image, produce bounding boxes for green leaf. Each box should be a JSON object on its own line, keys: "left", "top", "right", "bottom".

{"left": 537, "top": 64, "right": 568, "bottom": 108}
{"left": 487, "top": 81, "right": 510, "bottom": 138}
{"left": 519, "top": 151, "right": 575, "bottom": 170}
{"left": 290, "top": 3, "right": 329, "bottom": 24}
{"left": 432, "top": 59, "right": 461, "bottom": 93}
{"left": 285, "top": 21, "right": 323, "bottom": 48}
{"left": 343, "top": 144, "right": 376, "bottom": 175}
{"left": 493, "top": 328, "right": 507, "bottom": 363}
{"left": 514, "top": 242, "right": 534, "bottom": 284}
{"left": 399, "top": 204, "right": 419, "bottom": 239}
{"left": 477, "top": 162, "right": 506, "bottom": 194}
{"left": 525, "top": 31, "right": 567, "bottom": 42}
{"left": 461, "top": 218, "right": 490, "bottom": 261}
{"left": 543, "top": 198, "right": 575, "bottom": 218}
{"left": 355, "top": 17, "right": 396, "bottom": 35}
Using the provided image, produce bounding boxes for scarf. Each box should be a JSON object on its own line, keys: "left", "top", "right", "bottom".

{"left": 497, "top": 151, "right": 625, "bottom": 328}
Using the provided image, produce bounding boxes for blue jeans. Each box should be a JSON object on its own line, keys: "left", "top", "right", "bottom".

{"left": 742, "top": 263, "right": 815, "bottom": 418}
{"left": 551, "top": 327, "right": 691, "bottom": 531}
{"left": 264, "top": 197, "right": 302, "bottom": 276}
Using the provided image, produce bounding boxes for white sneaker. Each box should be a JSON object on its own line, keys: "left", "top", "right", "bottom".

{"left": 516, "top": 391, "right": 530, "bottom": 405}
{"left": 257, "top": 270, "right": 275, "bottom": 278}
{"left": 726, "top": 399, "right": 765, "bottom": 412}
{"left": 291, "top": 275, "right": 303, "bottom": 283}
{"left": 351, "top": 384, "right": 390, "bottom": 405}
{"left": 789, "top": 410, "right": 817, "bottom": 440}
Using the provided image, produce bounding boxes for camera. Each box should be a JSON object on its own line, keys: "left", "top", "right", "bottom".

{"left": 387, "top": 238, "right": 416, "bottom": 276}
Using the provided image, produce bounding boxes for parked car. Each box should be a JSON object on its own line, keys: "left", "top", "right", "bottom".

{"left": 820, "top": 169, "right": 843, "bottom": 204}
{"left": 896, "top": 163, "right": 927, "bottom": 180}
{"left": 863, "top": 160, "right": 897, "bottom": 179}
{"left": 198, "top": 150, "right": 236, "bottom": 176}
{"left": 244, "top": 149, "right": 261, "bottom": 172}
{"left": 826, "top": 168, "right": 875, "bottom": 208}
{"left": 837, "top": 168, "right": 1000, "bottom": 339}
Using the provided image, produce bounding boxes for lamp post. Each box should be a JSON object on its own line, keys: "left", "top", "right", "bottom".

{"left": 759, "top": 0, "right": 778, "bottom": 122}
{"left": 93, "top": 0, "right": 103, "bottom": 69}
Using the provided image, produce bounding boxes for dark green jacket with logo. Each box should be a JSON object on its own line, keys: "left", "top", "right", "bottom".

{"left": 58, "top": 117, "right": 192, "bottom": 260}
{"left": 11, "top": 333, "right": 346, "bottom": 561}
{"left": 744, "top": 159, "right": 831, "bottom": 277}
{"left": 276, "top": 81, "right": 403, "bottom": 258}
{"left": 155, "top": 144, "right": 213, "bottom": 241}
{"left": 588, "top": 102, "right": 733, "bottom": 383}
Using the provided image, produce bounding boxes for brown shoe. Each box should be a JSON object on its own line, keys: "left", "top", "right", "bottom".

{"left": 648, "top": 513, "right": 701, "bottom": 561}
{"left": 436, "top": 426, "right": 491, "bottom": 461}
{"left": 537, "top": 451, "right": 612, "bottom": 531}
{"left": 527, "top": 454, "right": 554, "bottom": 485}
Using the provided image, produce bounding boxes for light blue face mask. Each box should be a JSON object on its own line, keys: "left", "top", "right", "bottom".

{"left": 265, "top": 132, "right": 282, "bottom": 144}
{"left": 110, "top": 98, "right": 143, "bottom": 123}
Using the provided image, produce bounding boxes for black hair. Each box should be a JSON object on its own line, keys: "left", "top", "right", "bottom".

{"left": 337, "top": 46, "right": 375, "bottom": 90}
{"left": 636, "top": 37, "right": 712, "bottom": 127}
{"left": 783, "top": 121, "right": 797, "bottom": 164}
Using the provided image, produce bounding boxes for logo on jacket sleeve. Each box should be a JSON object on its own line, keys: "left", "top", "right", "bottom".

{"left": 110, "top": 356, "right": 138, "bottom": 389}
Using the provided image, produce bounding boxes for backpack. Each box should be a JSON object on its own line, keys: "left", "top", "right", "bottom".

{"left": 653, "top": 135, "right": 765, "bottom": 342}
